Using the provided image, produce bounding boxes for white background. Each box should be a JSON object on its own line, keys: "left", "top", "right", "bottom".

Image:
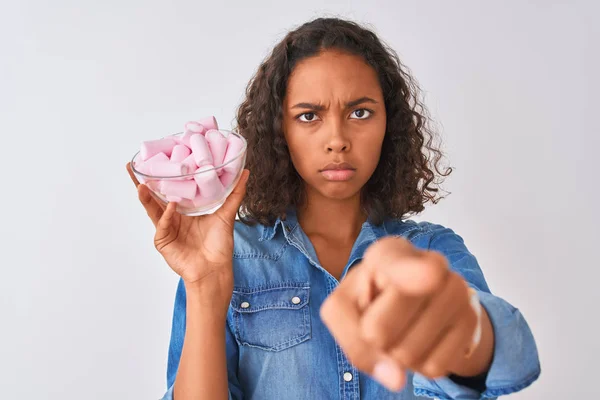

{"left": 1, "top": 0, "right": 597, "bottom": 398}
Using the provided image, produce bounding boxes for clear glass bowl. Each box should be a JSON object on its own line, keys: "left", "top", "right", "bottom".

{"left": 130, "top": 130, "right": 247, "bottom": 216}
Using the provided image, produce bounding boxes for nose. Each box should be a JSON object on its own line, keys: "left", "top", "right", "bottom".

{"left": 324, "top": 120, "right": 351, "bottom": 153}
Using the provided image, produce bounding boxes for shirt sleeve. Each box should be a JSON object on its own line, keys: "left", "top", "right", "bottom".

{"left": 411, "top": 223, "right": 541, "bottom": 399}
{"left": 159, "top": 278, "right": 243, "bottom": 400}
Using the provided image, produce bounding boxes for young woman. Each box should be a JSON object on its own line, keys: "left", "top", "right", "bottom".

{"left": 127, "top": 17, "right": 540, "bottom": 400}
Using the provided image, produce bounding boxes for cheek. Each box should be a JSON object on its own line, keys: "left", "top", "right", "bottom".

{"left": 286, "top": 134, "right": 314, "bottom": 173}
{"left": 358, "top": 133, "right": 385, "bottom": 167}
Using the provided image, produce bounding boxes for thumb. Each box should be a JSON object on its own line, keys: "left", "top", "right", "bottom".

{"left": 217, "top": 169, "right": 250, "bottom": 221}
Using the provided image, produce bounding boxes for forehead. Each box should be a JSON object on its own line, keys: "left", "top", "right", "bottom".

{"left": 285, "top": 50, "right": 382, "bottom": 102}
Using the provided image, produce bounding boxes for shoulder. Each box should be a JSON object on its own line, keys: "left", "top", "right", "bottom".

{"left": 382, "top": 218, "right": 468, "bottom": 252}
{"left": 233, "top": 219, "right": 261, "bottom": 244}
{"left": 384, "top": 218, "right": 489, "bottom": 287}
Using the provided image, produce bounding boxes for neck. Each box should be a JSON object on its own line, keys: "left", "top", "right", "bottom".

{"left": 297, "top": 188, "right": 368, "bottom": 243}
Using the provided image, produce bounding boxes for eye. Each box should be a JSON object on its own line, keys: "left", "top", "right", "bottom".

{"left": 350, "top": 109, "right": 372, "bottom": 119}
{"left": 297, "top": 112, "right": 320, "bottom": 123}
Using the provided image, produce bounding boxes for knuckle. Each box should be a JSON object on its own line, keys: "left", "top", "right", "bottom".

{"left": 360, "top": 322, "right": 386, "bottom": 348}
{"left": 421, "top": 362, "right": 445, "bottom": 379}
{"left": 451, "top": 273, "right": 470, "bottom": 297}
{"left": 319, "top": 297, "right": 336, "bottom": 322}
{"left": 427, "top": 250, "right": 448, "bottom": 268}
{"left": 393, "top": 235, "right": 412, "bottom": 246}
{"left": 420, "top": 252, "right": 450, "bottom": 286}
{"left": 451, "top": 271, "right": 468, "bottom": 288}
{"left": 403, "top": 351, "right": 417, "bottom": 366}
{"left": 394, "top": 348, "right": 417, "bottom": 367}
{"left": 345, "top": 350, "right": 371, "bottom": 372}
{"left": 362, "top": 242, "right": 380, "bottom": 262}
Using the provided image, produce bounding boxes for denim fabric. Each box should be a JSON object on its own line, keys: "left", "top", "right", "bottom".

{"left": 160, "top": 209, "right": 540, "bottom": 399}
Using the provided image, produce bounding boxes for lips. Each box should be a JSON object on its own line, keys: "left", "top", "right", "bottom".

{"left": 319, "top": 162, "right": 356, "bottom": 182}
{"left": 320, "top": 162, "right": 356, "bottom": 171}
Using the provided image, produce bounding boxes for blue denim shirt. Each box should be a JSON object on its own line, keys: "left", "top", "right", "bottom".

{"left": 160, "top": 209, "right": 541, "bottom": 399}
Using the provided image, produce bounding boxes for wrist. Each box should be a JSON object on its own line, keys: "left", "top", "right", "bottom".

{"left": 184, "top": 264, "right": 233, "bottom": 290}
{"left": 184, "top": 272, "right": 233, "bottom": 310}
{"left": 450, "top": 300, "right": 495, "bottom": 378}
{"left": 464, "top": 288, "right": 483, "bottom": 358}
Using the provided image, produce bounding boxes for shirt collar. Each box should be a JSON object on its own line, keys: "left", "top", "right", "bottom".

{"left": 259, "top": 208, "right": 388, "bottom": 245}
{"left": 259, "top": 208, "right": 298, "bottom": 242}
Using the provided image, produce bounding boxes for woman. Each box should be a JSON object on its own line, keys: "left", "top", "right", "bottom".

{"left": 127, "top": 17, "right": 540, "bottom": 399}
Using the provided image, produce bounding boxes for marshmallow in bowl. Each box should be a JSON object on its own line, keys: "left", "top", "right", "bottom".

{"left": 196, "top": 116, "right": 218, "bottom": 131}
{"left": 140, "top": 138, "right": 177, "bottom": 161}
{"left": 184, "top": 121, "right": 206, "bottom": 134}
{"left": 132, "top": 116, "right": 245, "bottom": 213}
{"left": 189, "top": 134, "right": 214, "bottom": 168}
{"left": 205, "top": 129, "right": 229, "bottom": 172}
{"left": 222, "top": 134, "right": 245, "bottom": 174}
{"left": 194, "top": 165, "right": 224, "bottom": 200}
{"left": 159, "top": 180, "right": 198, "bottom": 200}
{"left": 170, "top": 144, "right": 191, "bottom": 163}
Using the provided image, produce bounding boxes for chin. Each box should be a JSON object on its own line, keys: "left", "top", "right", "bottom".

{"left": 319, "top": 184, "right": 362, "bottom": 201}
{"left": 302, "top": 175, "right": 365, "bottom": 201}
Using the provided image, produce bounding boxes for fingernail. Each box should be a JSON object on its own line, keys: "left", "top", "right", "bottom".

{"left": 373, "top": 360, "right": 400, "bottom": 390}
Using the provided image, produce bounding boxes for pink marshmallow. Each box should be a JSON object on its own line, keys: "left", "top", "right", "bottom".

{"left": 135, "top": 152, "right": 169, "bottom": 175}
{"left": 194, "top": 165, "right": 224, "bottom": 200}
{"left": 222, "top": 134, "right": 245, "bottom": 173}
{"left": 184, "top": 121, "right": 206, "bottom": 135}
{"left": 149, "top": 161, "right": 188, "bottom": 177}
{"left": 177, "top": 193, "right": 209, "bottom": 209}
{"left": 192, "top": 194, "right": 210, "bottom": 208}
{"left": 159, "top": 180, "right": 198, "bottom": 200}
{"left": 172, "top": 131, "right": 196, "bottom": 147}
{"left": 145, "top": 179, "right": 161, "bottom": 192}
{"left": 189, "top": 134, "right": 213, "bottom": 167}
{"left": 177, "top": 198, "right": 194, "bottom": 209}
{"left": 181, "top": 154, "right": 199, "bottom": 172}
{"left": 205, "top": 129, "right": 229, "bottom": 167}
{"left": 197, "top": 116, "right": 218, "bottom": 131}
{"left": 181, "top": 154, "right": 198, "bottom": 171}
{"left": 146, "top": 152, "right": 169, "bottom": 163}
{"left": 219, "top": 170, "right": 238, "bottom": 188}
{"left": 170, "top": 144, "right": 191, "bottom": 163}
{"left": 140, "top": 138, "right": 177, "bottom": 161}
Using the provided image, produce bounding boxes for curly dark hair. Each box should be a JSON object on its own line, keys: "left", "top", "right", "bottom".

{"left": 235, "top": 17, "right": 452, "bottom": 226}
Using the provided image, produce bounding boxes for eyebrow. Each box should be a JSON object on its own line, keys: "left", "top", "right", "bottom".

{"left": 291, "top": 96, "right": 378, "bottom": 111}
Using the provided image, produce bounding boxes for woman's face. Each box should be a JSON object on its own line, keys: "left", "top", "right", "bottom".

{"left": 283, "top": 49, "right": 387, "bottom": 203}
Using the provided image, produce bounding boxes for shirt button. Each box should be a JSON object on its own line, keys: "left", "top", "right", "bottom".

{"left": 291, "top": 296, "right": 301, "bottom": 305}
{"left": 343, "top": 372, "right": 353, "bottom": 382}
{"left": 240, "top": 301, "right": 250, "bottom": 309}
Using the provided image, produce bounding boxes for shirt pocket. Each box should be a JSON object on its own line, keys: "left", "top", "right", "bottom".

{"left": 231, "top": 283, "right": 311, "bottom": 352}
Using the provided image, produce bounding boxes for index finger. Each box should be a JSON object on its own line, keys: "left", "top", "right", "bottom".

{"left": 126, "top": 162, "right": 140, "bottom": 187}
